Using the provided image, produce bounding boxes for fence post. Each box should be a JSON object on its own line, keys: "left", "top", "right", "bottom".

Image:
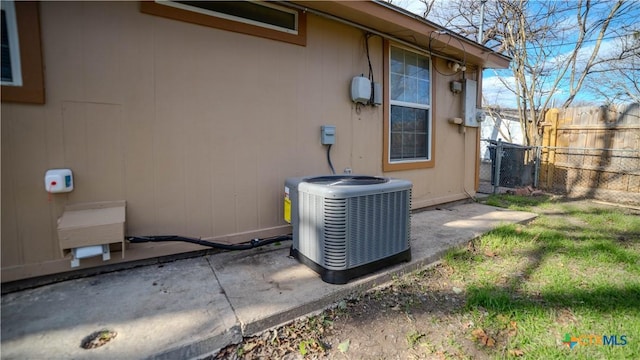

{"left": 544, "top": 109, "right": 560, "bottom": 189}
{"left": 534, "top": 146, "right": 541, "bottom": 188}
{"left": 493, "top": 139, "right": 503, "bottom": 194}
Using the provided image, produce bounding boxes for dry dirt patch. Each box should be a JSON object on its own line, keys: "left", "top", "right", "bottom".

{"left": 212, "top": 264, "right": 489, "bottom": 360}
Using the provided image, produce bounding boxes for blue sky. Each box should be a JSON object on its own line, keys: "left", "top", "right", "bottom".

{"left": 393, "top": 0, "right": 640, "bottom": 108}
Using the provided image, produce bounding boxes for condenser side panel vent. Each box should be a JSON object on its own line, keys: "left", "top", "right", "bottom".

{"left": 298, "top": 192, "right": 322, "bottom": 266}
{"left": 347, "top": 190, "right": 411, "bottom": 268}
{"left": 323, "top": 197, "right": 348, "bottom": 269}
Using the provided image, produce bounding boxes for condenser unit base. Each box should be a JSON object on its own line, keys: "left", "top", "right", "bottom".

{"left": 290, "top": 247, "right": 411, "bottom": 284}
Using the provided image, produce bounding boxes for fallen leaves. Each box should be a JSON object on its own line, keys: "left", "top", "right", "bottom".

{"left": 484, "top": 249, "right": 498, "bottom": 257}
{"left": 471, "top": 328, "right": 496, "bottom": 347}
{"left": 508, "top": 321, "right": 518, "bottom": 337}
{"left": 80, "top": 329, "right": 117, "bottom": 349}
{"left": 509, "top": 348, "right": 525, "bottom": 357}
{"left": 468, "top": 319, "right": 523, "bottom": 356}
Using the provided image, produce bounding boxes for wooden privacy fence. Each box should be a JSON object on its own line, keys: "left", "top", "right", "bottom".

{"left": 539, "top": 103, "right": 640, "bottom": 205}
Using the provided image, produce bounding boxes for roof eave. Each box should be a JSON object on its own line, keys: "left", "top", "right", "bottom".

{"left": 289, "top": 0, "right": 511, "bottom": 69}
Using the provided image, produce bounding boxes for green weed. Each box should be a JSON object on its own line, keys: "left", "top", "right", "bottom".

{"left": 483, "top": 194, "right": 554, "bottom": 211}
{"left": 406, "top": 330, "right": 426, "bottom": 348}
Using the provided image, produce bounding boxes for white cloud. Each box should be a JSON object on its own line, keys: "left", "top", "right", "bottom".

{"left": 389, "top": 0, "right": 462, "bottom": 24}
{"left": 546, "top": 38, "right": 620, "bottom": 71}
{"left": 481, "top": 72, "right": 518, "bottom": 109}
{"left": 392, "top": 0, "right": 425, "bottom": 15}
{"left": 482, "top": 71, "right": 573, "bottom": 110}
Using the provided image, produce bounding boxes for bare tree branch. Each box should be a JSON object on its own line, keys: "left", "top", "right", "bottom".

{"left": 410, "top": 0, "right": 635, "bottom": 145}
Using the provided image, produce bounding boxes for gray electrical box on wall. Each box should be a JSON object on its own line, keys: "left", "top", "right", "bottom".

{"left": 373, "top": 82, "right": 382, "bottom": 105}
{"left": 321, "top": 125, "right": 336, "bottom": 145}
{"left": 463, "top": 79, "right": 479, "bottom": 127}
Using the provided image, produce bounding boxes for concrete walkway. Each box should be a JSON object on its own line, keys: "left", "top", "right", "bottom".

{"left": 1, "top": 202, "right": 536, "bottom": 360}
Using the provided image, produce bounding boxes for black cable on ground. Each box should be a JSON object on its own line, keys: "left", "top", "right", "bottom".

{"left": 327, "top": 144, "right": 336, "bottom": 174}
{"left": 127, "top": 234, "right": 292, "bottom": 251}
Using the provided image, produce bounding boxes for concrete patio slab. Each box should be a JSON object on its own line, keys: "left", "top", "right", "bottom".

{"left": 1, "top": 257, "right": 240, "bottom": 360}
{"left": 1, "top": 202, "right": 536, "bottom": 359}
{"left": 211, "top": 202, "right": 537, "bottom": 337}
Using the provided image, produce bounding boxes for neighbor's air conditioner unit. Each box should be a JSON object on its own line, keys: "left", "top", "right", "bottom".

{"left": 284, "top": 175, "right": 412, "bottom": 284}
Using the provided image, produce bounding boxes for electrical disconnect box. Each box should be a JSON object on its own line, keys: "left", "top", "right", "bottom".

{"left": 321, "top": 125, "right": 336, "bottom": 145}
{"left": 463, "top": 79, "right": 479, "bottom": 127}
{"left": 372, "top": 82, "right": 382, "bottom": 105}
{"left": 351, "top": 76, "right": 371, "bottom": 104}
{"left": 450, "top": 80, "right": 463, "bottom": 94}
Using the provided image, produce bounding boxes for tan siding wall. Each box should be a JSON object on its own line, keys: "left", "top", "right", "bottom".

{"left": 1, "top": 2, "right": 478, "bottom": 281}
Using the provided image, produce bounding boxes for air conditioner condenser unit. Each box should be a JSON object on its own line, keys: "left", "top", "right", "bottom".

{"left": 285, "top": 175, "right": 412, "bottom": 284}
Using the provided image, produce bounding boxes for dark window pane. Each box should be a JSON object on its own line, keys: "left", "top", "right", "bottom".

{"left": 390, "top": 132, "right": 402, "bottom": 160}
{"left": 390, "top": 106, "right": 429, "bottom": 161}
{"left": 391, "top": 106, "right": 402, "bottom": 131}
{"left": 177, "top": 1, "right": 297, "bottom": 30}
{"left": 402, "top": 133, "right": 415, "bottom": 159}
{"left": 1, "top": 9, "right": 12, "bottom": 82}
{"left": 416, "top": 133, "right": 428, "bottom": 158}
{"left": 415, "top": 109, "right": 427, "bottom": 131}
{"left": 403, "top": 107, "right": 416, "bottom": 131}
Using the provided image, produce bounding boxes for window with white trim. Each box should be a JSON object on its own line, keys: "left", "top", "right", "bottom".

{"left": 1, "top": 0, "right": 22, "bottom": 87}
{"left": 389, "top": 46, "right": 431, "bottom": 163}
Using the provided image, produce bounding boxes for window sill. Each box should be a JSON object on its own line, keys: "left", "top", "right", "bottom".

{"left": 383, "top": 160, "right": 435, "bottom": 172}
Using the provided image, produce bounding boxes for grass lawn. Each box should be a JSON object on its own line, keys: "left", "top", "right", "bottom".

{"left": 448, "top": 195, "right": 640, "bottom": 359}
{"left": 216, "top": 195, "right": 640, "bottom": 359}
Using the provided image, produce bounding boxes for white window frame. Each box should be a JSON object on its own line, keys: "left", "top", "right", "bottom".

{"left": 156, "top": 0, "right": 299, "bottom": 35}
{"left": 388, "top": 45, "right": 432, "bottom": 164}
{"left": 1, "top": 0, "right": 23, "bottom": 87}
